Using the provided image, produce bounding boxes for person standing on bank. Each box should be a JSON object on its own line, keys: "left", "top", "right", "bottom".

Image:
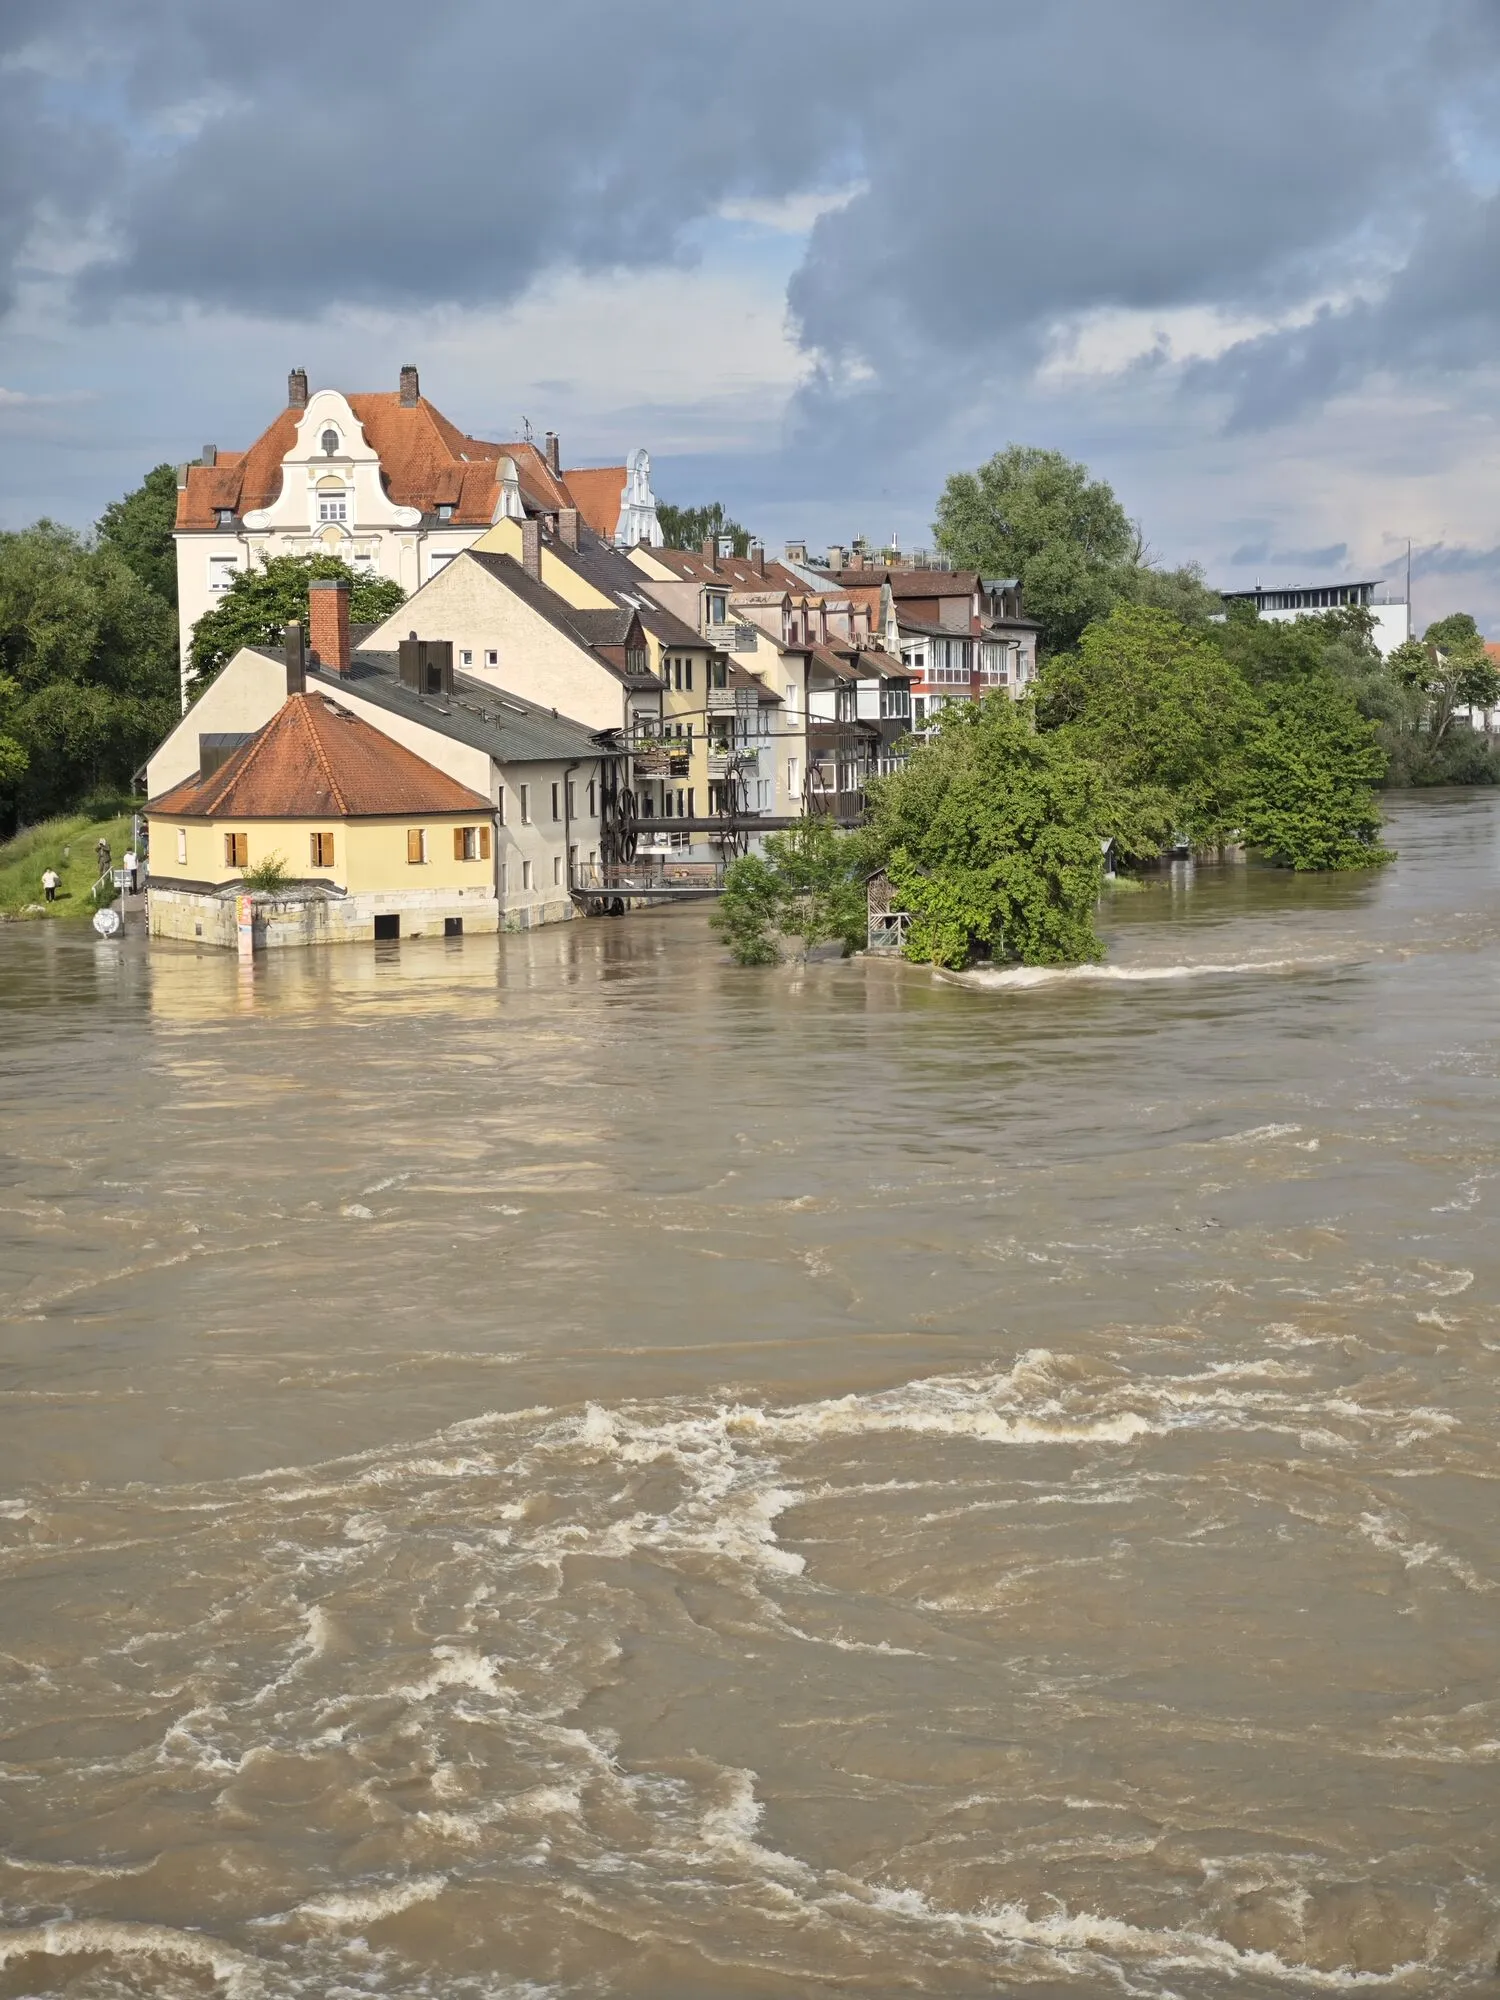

{"left": 41, "top": 867, "right": 59, "bottom": 903}
{"left": 122, "top": 847, "right": 138, "bottom": 895}
{"left": 96, "top": 837, "right": 110, "bottom": 876}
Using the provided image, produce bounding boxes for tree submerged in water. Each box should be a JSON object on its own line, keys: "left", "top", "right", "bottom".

{"left": 712, "top": 818, "right": 868, "bottom": 965}
{"left": 870, "top": 694, "right": 1114, "bottom": 968}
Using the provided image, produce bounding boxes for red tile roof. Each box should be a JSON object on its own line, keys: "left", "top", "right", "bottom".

{"left": 148, "top": 694, "right": 493, "bottom": 820}
{"left": 647, "top": 547, "right": 807, "bottom": 593}
{"left": 175, "top": 393, "right": 633, "bottom": 536}
{"left": 833, "top": 567, "right": 976, "bottom": 597}
{"left": 560, "top": 466, "right": 626, "bottom": 541}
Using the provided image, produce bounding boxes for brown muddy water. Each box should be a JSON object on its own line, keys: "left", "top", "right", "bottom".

{"left": 1, "top": 790, "right": 1499, "bottom": 1999}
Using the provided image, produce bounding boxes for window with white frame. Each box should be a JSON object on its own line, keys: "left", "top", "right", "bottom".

{"left": 317, "top": 491, "right": 349, "bottom": 523}
{"left": 208, "top": 556, "right": 237, "bottom": 593}
{"left": 429, "top": 552, "right": 455, "bottom": 579}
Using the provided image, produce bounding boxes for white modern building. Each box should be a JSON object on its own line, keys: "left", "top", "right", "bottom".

{"left": 1217, "top": 580, "right": 1410, "bottom": 658}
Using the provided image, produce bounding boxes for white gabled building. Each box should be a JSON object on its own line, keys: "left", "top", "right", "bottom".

{"left": 173, "top": 365, "right": 663, "bottom": 708}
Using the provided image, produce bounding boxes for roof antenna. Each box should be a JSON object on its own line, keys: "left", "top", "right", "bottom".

{"left": 520, "top": 416, "right": 534, "bottom": 443}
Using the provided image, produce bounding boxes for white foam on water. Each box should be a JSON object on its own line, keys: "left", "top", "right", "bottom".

{"left": 846, "top": 1882, "right": 1428, "bottom": 1989}
{"left": 952, "top": 955, "right": 1345, "bottom": 991}
{"left": 295, "top": 1872, "right": 447, "bottom": 1927}
{"left": 396, "top": 1644, "right": 509, "bottom": 1704}
{"left": 0, "top": 1918, "right": 264, "bottom": 1997}
{"left": 694, "top": 1770, "right": 813, "bottom": 1882}
{"left": 1357, "top": 1510, "right": 1497, "bottom": 1595}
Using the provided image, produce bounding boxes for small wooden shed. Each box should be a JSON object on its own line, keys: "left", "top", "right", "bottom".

{"left": 866, "top": 867, "right": 911, "bottom": 955}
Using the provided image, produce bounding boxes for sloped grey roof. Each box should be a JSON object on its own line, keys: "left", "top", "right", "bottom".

{"left": 262, "top": 650, "right": 615, "bottom": 765}
{"left": 539, "top": 526, "right": 713, "bottom": 651}
{"left": 567, "top": 607, "right": 636, "bottom": 647}
{"left": 458, "top": 549, "right": 663, "bottom": 683}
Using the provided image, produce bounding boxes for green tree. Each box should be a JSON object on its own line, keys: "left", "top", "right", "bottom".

{"left": 0, "top": 673, "right": 27, "bottom": 798}
{"left": 96, "top": 463, "right": 180, "bottom": 606}
{"left": 656, "top": 501, "right": 755, "bottom": 557}
{"left": 933, "top": 446, "right": 1136, "bottom": 655}
{"left": 1122, "top": 559, "right": 1224, "bottom": 628}
{"left": 712, "top": 816, "right": 868, "bottom": 965}
{"left": 0, "top": 522, "right": 177, "bottom": 825}
{"left": 1240, "top": 669, "right": 1390, "bottom": 870}
{"left": 1038, "top": 605, "right": 1259, "bottom": 847}
{"left": 188, "top": 554, "right": 406, "bottom": 689}
{"left": 867, "top": 693, "right": 1112, "bottom": 968}
{"left": 712, "top": 853, "right": 784, "bottom": 964}
{"left": 1393, "top": 614, "right": 1500, "bottom": 745}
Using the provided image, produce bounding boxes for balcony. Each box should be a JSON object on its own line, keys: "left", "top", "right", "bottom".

{"left": 631, "top": 743, "right": 692, "bottom": 779}
{"left": 703, "top": 621, "right": 761, "bottom": 652}
{"left": 707, "top": 745, "right": 753, "bottom": 776}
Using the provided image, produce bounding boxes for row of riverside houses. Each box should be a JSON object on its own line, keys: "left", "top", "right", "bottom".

{"left": 146, "top": 368, "right": 1039, "bottom": 949}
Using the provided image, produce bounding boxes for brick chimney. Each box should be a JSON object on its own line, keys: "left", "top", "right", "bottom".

{"left": 284, "top": 620, "right": 306, "bottom": 696}
{"left": 558, "top": 506, "right": 579, "bottom": 551}
{"left": 399, "top": 364, "right": 420, "bottom": 407}
{"left": 750, "top": 540, "right": 765, "bottom": 575}
{"left": 288, "top": 367, "right": 309, "bottom": 409}
{"left": 543, "top": 431, "right": 561, "bottom": 477}
{"left": 520, "top": 517, "right": 542, "bottom": 580}
{"left": 701, "top": 536, "right": 718, "bottom": 572}
{"left": 307, "top": 578, "right": 351, "bottom": 674}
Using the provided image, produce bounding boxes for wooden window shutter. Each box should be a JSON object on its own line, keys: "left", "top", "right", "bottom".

{"left": 407, "top": 828, "right": 424, "bottom": 864}
{"left": 453, "top": 826, "right": 464, "bottom": 861}
{"left": 479, "top": 824, "right": 491, "bottom": 860}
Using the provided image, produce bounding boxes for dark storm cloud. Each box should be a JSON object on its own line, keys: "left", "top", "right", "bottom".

{"left": 2, "top": 0, "right": 1498, "bottom": 442}
{"left": 1414, "top": 541, "right": 1500, "bottom": 577}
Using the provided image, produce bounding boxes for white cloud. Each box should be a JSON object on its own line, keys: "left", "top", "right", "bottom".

{"left": 0, "top": 385, "right": 93, "bottom": 407}
{"left": 716, "top": 185, "right": 866, "bottom": 236}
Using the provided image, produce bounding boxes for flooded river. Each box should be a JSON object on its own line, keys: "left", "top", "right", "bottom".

{"left": 2, "top": 790, "right": 1499, "bottom": 1998}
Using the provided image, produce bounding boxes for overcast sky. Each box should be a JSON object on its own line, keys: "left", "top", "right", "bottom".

{"left": 4, "top": 0, "right": 1500, "bottom": 630}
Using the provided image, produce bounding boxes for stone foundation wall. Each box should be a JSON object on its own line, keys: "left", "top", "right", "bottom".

{"left": 149, "top": 885, "right": 512, "bottom": 950}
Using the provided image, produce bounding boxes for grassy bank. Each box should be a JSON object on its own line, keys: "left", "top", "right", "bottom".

{"left": 0, "top": 811, "right": 137, "bottom": 920}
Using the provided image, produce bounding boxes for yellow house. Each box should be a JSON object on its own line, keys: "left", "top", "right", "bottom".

{"left": 472, "top": 514, "right": 772, "bottom": 847}
{"left": 147, "top": 691, "right": 499, "bottom": 948}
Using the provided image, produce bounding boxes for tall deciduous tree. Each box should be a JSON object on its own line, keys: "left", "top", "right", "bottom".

{"left": 188, "top": 554, "right": 405, "bottom": 689}
{"left": 0, "top": 522, "right": 178, "bottom": 824}
{"left": 933, "top": 446, "right": 1135, "bottom": 655}
{"left": 868, "top": 693, "right": 1113, "bottom": 967}
{"left": 1391, "top": 614, "right": 1500, "bottom": 744}
{"left": 656, "top": 501, "right": 755, "bottom": 556}
{"left": 96, "top": 463, "right": 180, "bottom": 607}
{"left": 1240, "top": 670, "right": 1390, "bottom": 870}
{"left": 1038, "top": 605, "right": 1258, "bottom": 847}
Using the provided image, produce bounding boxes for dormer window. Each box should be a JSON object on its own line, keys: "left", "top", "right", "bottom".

{"left": 437, "top": 503, "right": 453, "bottom": 521}
{"left": 215, "top": 508, "right": 234, "bottom": 528}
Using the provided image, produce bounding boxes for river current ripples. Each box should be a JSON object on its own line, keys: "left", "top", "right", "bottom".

{"left": 2, "top": 790, "right": 1499, "bottom": 1997}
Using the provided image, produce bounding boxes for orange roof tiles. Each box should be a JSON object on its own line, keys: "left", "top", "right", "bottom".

{"left": 149, "top": 694, "right": 493, "bottom": 821}
{"left": 560, "top": 466, "right": 626, "bottom": 541}
{"left": 176, "top": 391, "right": 634, "bottom": 535}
